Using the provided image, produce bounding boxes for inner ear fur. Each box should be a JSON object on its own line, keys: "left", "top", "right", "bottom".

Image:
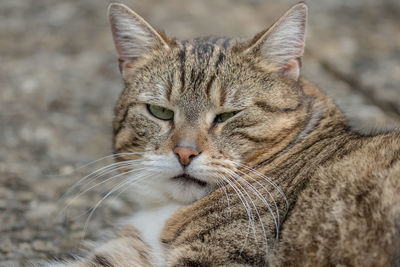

{"left": 108, "top": 3, "right": 175, "bottom": 73}
{"left": 239, "top": 2, "right": 308, "bottom": 80}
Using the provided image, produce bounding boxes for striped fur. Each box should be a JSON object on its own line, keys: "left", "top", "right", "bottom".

{"left": 52, "top": 2, "right": 400, "bottom": 266}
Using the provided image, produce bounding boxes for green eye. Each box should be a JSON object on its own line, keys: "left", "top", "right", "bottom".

{"left": 147, "top": 104, "right": 174, "bottom": 120}
{"left": 214, "top": 111, "right": 239, "bottom": 124}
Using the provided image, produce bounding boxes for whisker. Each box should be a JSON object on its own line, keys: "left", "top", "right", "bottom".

{"left": 232, "top": 161, "right": 289, "bottom": 215}
{"left": 217, "top": 173, "right": 254, "bottom": 253}
{"left": 60, "top": 167, "right": 148, "bottom": 217}
{"left": 51, "top": 152, "right": 144, "bottom": 180}
{"left": 80, "top": 179, "right": 133, "bottom": 241}
{"left": 76, "top": 152, "right": 144, "bottom": 170}
{"left": 73, "top": 167, "right": 148, "bottom": 200}
{"left": 72, "top": 163, "right": 141, "bottom": 196}
{"left": 234, "top": 168, "right": 280, "bottom": 244}
{"left": 224, "top": 169, "right": 269, "bottom": 248}
{"left": 228, "top": 168, "right": 280, "bottom": 251}
{"left": 109, "top": 170, "right": 158, "bottom": 202}
{"left": 60, "top": 159, "right": 143, "bottom": 201}
{"left": 69, "top": 169, "right": 153, "bottom": 221}
{"left": 232, "top": 161, "right": 289, "bottom": 246}
{"left": 80, "top": 172, "right": 153, "bottom": 241}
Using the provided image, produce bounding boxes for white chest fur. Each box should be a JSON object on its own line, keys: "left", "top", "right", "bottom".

{"left": 126, "top": 203, "right": 184, "bottom": 266}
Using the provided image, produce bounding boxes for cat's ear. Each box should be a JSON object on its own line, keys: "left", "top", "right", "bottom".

{"left": 108, "top": 3, "right": 171, "bottom": 72}
{"left": 244, "top": 2, "right": 307, "bottom": 80}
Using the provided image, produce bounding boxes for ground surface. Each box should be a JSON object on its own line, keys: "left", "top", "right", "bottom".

{"left": 1, "top": 0, "right": 400, "bottom": 266}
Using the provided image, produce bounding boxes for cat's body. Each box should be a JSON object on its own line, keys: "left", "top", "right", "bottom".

{"left": 50, "top": 3, "right": 400, "bottom": 266}
{"left": 161, "top": 80, "right": 400, "bottom": 266}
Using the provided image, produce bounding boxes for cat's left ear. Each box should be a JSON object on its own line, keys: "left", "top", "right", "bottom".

{"left": 108, "top": 3, "right": 171, "bottom": 73}
{"left": 244, "top": 2, "right": 307, "bottom": 80}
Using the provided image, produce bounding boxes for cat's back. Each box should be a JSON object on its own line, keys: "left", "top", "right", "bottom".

{"left": 275, "top": 131, "right": 400, "bottom": 266}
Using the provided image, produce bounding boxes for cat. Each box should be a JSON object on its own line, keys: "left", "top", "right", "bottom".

{"left": 49, "top": 2, "right": 400, "bottom": 266}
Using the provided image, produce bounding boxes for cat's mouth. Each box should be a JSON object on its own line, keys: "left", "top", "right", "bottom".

{"left": 172, "top": 174, "right": 207, "bottom": 187}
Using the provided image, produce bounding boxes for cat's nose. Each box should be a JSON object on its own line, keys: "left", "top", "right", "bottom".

{"left": 173, "top": 146, "right": 200, "bottom": 166}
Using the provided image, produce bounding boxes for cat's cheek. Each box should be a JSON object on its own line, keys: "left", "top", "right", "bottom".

{"left": 143, "top": 130, "right": 174, "bottom": 152}
{"left": 210, "top": 136, "right": 245, "bottom": 161}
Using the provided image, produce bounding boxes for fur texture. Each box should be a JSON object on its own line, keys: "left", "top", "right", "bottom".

{"left": 52, "top": 2, "right": 400, "bottom": 266}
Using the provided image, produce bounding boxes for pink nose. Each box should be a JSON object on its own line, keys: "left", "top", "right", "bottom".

{"left": 173, "top": 147, "right": 199, "bottom": 166}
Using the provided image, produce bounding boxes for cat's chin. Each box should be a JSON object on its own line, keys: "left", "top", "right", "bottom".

{"left": 171, "top": 174, "right": 208, "bottom": 187}
{"left": 126, "top": 174, "right": 215, "bottom": 207}
{"left": 167, "top": 176, "right": 214, "bottom": 204}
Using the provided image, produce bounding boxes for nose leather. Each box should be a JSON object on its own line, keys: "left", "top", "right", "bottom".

{"left": 174, "top": 147, "right": 199, "bottom": 166}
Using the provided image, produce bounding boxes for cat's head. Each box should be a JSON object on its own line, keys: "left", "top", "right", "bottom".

{"left": 108, "top": 3, "right": 309, "bottom": 205}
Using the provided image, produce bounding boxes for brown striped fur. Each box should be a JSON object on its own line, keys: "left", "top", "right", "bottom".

{"left": 53, "top": 2, "right": 400, "bottom": 266}
{"left": 161, "top": 81, "right": 400, "bottom": 266}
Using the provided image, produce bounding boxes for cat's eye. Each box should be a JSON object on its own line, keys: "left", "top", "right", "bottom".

{"left": 214, "top": 111, "right": 239, "bottom": 124}
{"left": 147, "top": 104, "right": 174, "bottom": 120}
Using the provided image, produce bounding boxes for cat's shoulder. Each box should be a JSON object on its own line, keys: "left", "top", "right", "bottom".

{"left": 314, "top": 128, "right": 400, "bottom": 189}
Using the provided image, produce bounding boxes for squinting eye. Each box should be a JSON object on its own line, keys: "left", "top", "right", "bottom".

{"left": 147, "top": 104, "right": 174, "bottom": 120}
{"left": 214, "top": 111, "right": 239, "bottom": 124}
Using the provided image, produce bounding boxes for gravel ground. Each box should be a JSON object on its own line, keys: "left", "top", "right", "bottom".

{"left": 1, "top": 0, "right": 399, "bottom": 266}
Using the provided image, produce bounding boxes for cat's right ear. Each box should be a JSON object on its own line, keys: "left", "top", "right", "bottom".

{"left": 108, "top": 3, "right": 171, "bottom": 74}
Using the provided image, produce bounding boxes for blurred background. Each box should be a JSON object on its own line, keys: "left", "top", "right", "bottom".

{"left": 1, "top": 0, "right": 399, "bottom": 265}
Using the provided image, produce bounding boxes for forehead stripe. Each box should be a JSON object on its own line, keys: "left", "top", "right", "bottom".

{"left": 179, "top": 44, "right": 186, "bottom": 93}
{"left": 165, "top": 71, "right": 173, "bottom": 102}
{"left": 215, "top": 52, "right": 225, "bottom": 70}
{"left": 205, "top": 74, "right": 216, "bottom": 99}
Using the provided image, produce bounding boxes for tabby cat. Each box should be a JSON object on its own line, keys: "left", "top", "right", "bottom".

{"left": 50, "top": 2, "right": 400, "bottom": 266}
